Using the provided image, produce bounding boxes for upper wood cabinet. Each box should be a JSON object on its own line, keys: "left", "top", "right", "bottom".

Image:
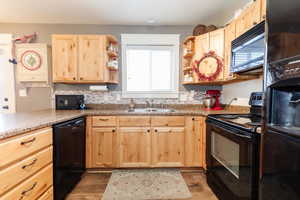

{"left": 152, "top": 127, "right": 185, "bottom": 167}
{"left": 52, "top": 34, "right": 119, "bottom": 84}
{"left": 78, "top": 35, "right": 106, "bottom": 82}
{"left": 209, "top": 29, "right": 225, "bottom": 80}
{"left": 224, "top": 21, "right": 236, "bottom": 79}
{"left": 260, "top": 0, "right": 266, "bottom": 21}
{"left": 52, "top": 35, "right": 78, "bottom": 82}
{"left": 119, "top": 127, "right": 152, "bottom": 167}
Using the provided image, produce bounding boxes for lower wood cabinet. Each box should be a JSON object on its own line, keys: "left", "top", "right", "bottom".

{"left": 119, "top": 127, "right": 151, "bottom": 167}
{"left": 86, "top": 116, "right": 206, "bottom": 169}
{"left": 152, "top": 127, "right": 185, "bottom": 167}
{"left": 91, "top": 128, "right": 117, "bottom": 167}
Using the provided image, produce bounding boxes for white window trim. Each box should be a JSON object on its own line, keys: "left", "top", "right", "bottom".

{"left": 121, "top": 34, "right": 180, "bottom": 98}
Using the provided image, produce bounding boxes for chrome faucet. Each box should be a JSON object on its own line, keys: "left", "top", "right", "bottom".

{"left": 128, "top": 98, "right": 135, "bottom": 112}
{"left": 145, "top": 99, "right": 154, "bottom": 109}
{"left": 226, "top": 98, "right": 238, "bottom": 110}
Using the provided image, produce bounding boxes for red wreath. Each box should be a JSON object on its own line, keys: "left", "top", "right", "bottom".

{"left": 193, "top": 51, "right": 224, "bottom": 81}
{"left": 20, "top": 50, "right": 42, "bottom": 71}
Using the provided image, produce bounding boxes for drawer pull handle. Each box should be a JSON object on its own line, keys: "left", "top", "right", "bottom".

{"left": 21, "top": 182, "right": 37, "bottom": 196}
{"left": 20, "top": 138, "right": 36, "bottom": 145}
{"left": 22, "top": 158, "right": 37, "bottom": 169}
{"left": 99, "top": 119, "right": 109, "bottom": 121}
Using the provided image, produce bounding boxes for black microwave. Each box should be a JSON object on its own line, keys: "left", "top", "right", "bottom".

{"left": 231, "top": 21, "right": 265, "bottom": 74}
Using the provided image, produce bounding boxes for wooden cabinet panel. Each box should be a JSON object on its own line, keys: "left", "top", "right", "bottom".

{"left": 91, "top": 128, "right": 117, "bottom": 167}
{"left": 185, "top": 117, "right": 204, "bottom": 167}
{"left": 78, "top": 35, "right": 106, "bottom": 82}
{"left": 260, "top": 0, "right": 266, "bottom": 21}
{"left": 52, "top": 35, "right": 77, "bottom": 82}
{"left": 92, "top": 116, "right": 117, "bottom": 127}
{"left": 224, "top": 21, "right": 236, "bottom": 79}
{"left": 119, "top": 116, "right": 151, "bottom": 127}
{"left": 1, "top": 164, "right": 53, "bottom": 200}
{"left": 151, "top": 116, "right": 185, "bottom": 127}
{"left": 152, "top": 127, "right": 185, "bottom": 167}
{"left": 0, "top": 147, "right": 52, "bottom": 195}
{"left": 119, "top": 127, "right": 151, "bottom": 167}
{"left": 209, "top": 29, "right": 225, "bottom": 80}
{"left": 37, "top": 186, "right": 53, "bottom": 200}
{"left": 0, "top": 127, "right": 52, "bottom": 168}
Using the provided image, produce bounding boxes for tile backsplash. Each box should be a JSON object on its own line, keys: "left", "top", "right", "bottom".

{"left": 52, "top": 90, "right": 205, "bottom": 108}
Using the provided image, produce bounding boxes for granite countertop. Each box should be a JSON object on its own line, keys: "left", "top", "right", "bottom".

{"left": 0, "top": 107, "right": 249, "bottom": 140}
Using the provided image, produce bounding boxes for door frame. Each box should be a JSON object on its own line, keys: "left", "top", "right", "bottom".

{"left": 0, "top": 34, "right": 16, "bottom": 113}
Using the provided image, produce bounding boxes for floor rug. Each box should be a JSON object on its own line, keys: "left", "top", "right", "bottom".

{"left": 102, "top": 169, "right": 192, "bottom": 200}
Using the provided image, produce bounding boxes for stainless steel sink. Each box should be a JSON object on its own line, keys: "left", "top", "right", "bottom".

{"left": 128, "top": 108, "right": 176, "bottom": 113}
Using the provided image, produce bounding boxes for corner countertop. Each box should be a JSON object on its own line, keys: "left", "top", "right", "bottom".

{"left": 0, "top": 107, "right": 249, "bottom": 140}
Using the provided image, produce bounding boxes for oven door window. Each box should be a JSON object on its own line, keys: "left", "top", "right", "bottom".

{"left": 211, "top": 131, "right": 240, "bottom": 178}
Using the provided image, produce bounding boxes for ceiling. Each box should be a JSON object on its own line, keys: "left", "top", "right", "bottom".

{"left": 0, "top": 0, "right": 251, "bottom": 26}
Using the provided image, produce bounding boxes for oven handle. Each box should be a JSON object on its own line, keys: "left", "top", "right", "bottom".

{"left": 207, "top": 121, "right": 252, "bottom": 140}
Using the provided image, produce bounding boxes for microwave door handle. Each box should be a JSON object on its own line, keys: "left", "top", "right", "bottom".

{"left": 290, "top": 99, "right": 300, "bottom": 104}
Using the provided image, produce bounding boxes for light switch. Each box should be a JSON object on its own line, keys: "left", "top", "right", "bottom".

{"left": 19, "top": 88, "right": 28, "bottom": 97}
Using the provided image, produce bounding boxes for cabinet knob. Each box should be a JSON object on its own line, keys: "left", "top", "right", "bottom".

{"left": 73, "top": 77, "right": 76, "bottom": 80}
{"left": 112, "top": 129, "right": 115, "bottom": 133}
{"left": 80, "top": 77, "right": 83, "bottom": 80}
{"left": 147, "top": 129, "right": 150, "bottom": 133}
{"left": 192, "top": 118, "right": 195, "bottom": 121}
{"left": 155, "top": 129, "right": 158, "bottom": 132}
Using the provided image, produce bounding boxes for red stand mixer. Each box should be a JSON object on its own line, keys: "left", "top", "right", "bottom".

{"left": 203, "top": 90, "right": 223, "bottom": 110}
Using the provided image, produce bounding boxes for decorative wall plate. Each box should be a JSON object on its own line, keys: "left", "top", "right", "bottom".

{"left": 193, "top": 51, "right": 223, "bottom": 81}
{"left": 20, "top": 50, "right": 42, "bottom": 71}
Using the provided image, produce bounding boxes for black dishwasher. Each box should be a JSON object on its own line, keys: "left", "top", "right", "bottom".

{"left": 53, "top": 117, "right": 86, "bottom": 200}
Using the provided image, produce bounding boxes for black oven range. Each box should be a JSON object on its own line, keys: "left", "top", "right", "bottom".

{"left": 206, "top": 92, "right": 262, "bottom": 200}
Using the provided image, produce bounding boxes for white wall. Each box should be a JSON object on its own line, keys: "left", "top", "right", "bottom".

{"left": 222, "top": 77, "right": 263, "bottom": 106}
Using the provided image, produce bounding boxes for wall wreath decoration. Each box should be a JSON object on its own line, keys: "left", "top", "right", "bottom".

{"left": 193, "top": 51, "right": 224, "bottom": 81}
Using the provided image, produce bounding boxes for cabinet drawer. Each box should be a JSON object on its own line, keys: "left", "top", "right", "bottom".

{"left": 119, "top": 116, "right": 150, "bottom": 127}
{"left": 151, "top": 116, "right": 185, "bottom": 127}
{"left": 0, "top": 146, "right": 52, "bottom": 195}
{"left": 0, "top": 127, "right": 52, "bottom": 168}
{"left": 92, "top": 116, "right": 117, "bottom": 127}
{"left": 37, "top": 186, "right": 53, "bottom": 200}
{"left": 1, "top": 164, "right": 53, "bottom": 200}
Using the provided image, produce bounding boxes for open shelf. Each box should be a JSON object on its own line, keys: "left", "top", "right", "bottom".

{"left": 182, "top": 75, "right": 260, "bottom": 86}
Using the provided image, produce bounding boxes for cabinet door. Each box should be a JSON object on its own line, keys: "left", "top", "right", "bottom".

{"left": 193, "top": 34, "right": 210, "bottom": 81}
{"left": 119, "top": 127, "right": 151, "bottom": 167}
{"left": 152, "top": 127, "right": 185, "bottom": 167}
{"left": 92, "top": 128, "right": 117, "bottom": 167}
{"left": 78, "top": 35, "right": 106, "bottom": 82}
{"left": 260, "top": 0, "right": 266, "bottom": 21}
{"left": 209, "top": 29, "right": 225, "bottom": 80}
{"left": 246, "top": 0, "right": 261, "bottom": 28}
{"left": 235, "top": 13, "right": 247, "bottom": 38}
{"left": 52, "top": 35, "right": 77, "bottom": 82}
{"left": 185, "top": 117, "right": 203, "bottom": 167}
{"left": 224, "top": 21, "right": 236, "bottom": 79}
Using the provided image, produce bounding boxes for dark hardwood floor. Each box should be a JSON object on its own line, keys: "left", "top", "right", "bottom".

{"left": 66, "top": 171, "right": 218, "bottom": 200}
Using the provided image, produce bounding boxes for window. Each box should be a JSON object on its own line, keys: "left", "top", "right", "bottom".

{"left": 121, "top": 34, "right": 179, "bottom": 98}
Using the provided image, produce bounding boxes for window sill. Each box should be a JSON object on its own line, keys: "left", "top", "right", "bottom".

{"left": 122, "top": 92, "right": 179, "bottom": 99}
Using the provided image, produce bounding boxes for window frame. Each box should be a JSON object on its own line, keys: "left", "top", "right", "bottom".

{"left": 121, "top": 34, "right": 180, "bottom": 98}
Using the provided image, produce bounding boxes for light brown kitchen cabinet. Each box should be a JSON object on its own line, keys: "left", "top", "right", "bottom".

{"left": 52, "top": 35, "right": 78, "bottom": 82}
{"left": 236, "top": 0, "right": 262, "bottom": 38}
{"left": 224, "top": 21, "right": 236, "bottom": 79}
{"left": 152, "top": 127, "right": 185, "bottom": 167}
{"left": 78, "top": 35, "right": 107, "bottom": 82}
{"left": 209, "top": 29, "right": 225, "bottom": 80}
{"left": 260, "top": 0, "right": 266, "bottom": 21}
{"left": 119, "top": 127, "right": 151, "bottom": 167}
{"left": 91, "top": 128, "right": 117, "bottom": 167}
{"left": 52, "top": 34, "right": 119, "bottom": 84}
{"left": 185, "top": 117, "right": 204, "bottom": 167}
